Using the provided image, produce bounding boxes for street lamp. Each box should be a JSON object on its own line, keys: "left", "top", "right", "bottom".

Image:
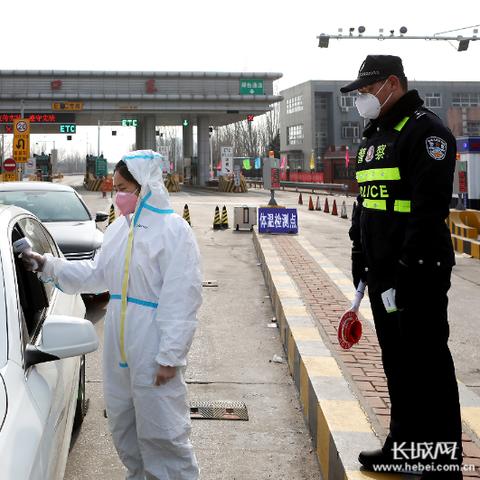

{"left": 317, "top": 24, "right": 479, "bottom": 51}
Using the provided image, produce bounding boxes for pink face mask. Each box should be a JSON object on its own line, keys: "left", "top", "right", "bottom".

{"left": 115, "top": 190, "right": 138, "bottom": 216}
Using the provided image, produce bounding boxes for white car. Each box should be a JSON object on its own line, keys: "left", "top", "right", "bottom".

{"left": 0, "top": 182, "right": 108, "bottom": 303}
{"left": 0, "top": 204, "right": 99, "bottom": 480}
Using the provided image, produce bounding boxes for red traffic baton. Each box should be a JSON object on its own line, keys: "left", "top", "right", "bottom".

{"left": 338, "top": 281, "right": 366, "bottom": 350}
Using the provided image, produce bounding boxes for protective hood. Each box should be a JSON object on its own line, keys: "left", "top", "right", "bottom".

{"left": 121, "top": 150, "right": 171, "bottom": 210}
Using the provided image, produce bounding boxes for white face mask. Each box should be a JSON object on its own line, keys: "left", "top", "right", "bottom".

{"left": 355, "top": 79, "right": 393, "bottom": 119}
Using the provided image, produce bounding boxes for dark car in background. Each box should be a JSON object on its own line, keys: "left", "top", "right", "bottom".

{"left": 0, "top": 182, "right": 108, "bottom": 300}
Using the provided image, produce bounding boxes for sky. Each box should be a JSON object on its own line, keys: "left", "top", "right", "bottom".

{"left": 1, "top": 0, "right": 479, "bottom": 163}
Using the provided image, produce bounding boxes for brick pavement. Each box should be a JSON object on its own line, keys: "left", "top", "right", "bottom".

{"left": 272, "top": 235, "right": 480, "bottom": 478}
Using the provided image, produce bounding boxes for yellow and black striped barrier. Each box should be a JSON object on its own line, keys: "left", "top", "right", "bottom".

{"left": 213, "top": 206, "right": 221, "bottom": 230}
{"left": 108, "top": 204, "right": 116, "bottom": 226}
{"left": 218, "top": 175, "right": 248, "bottom": 193}
{"left": 451, "top": 235, "right": 480, "bottom": 259}
{"left": 183, "top": 204, "right": 191, "bottom": 226}
{"left": 84, "top": 177, "right": 104, "bottom": 191}
{"left": 164, "top": 174, "right": 181, "bottom": 192}
{"left": 220, "top": 205, "right": 229, "bottom": 229}
{"left": 448, "top": 209, "right": 480, "bottom": 259}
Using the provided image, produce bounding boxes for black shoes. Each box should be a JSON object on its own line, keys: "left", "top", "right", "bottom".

{"left": 358, "top": 448, "right": 404, "bottom": 472}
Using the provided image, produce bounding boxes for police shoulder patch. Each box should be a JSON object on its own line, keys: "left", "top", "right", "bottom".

{"left": 425, "top": 136, "right": 447, "bottom": 160}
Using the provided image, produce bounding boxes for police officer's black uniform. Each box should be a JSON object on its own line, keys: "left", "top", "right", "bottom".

{"left": 344, "top": 56, "right": 463, "bottom": 478}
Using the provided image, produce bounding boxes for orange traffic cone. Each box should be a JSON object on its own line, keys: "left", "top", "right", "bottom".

{"left": 332, "top": 199, "right": 338, "bottom": 216}
{"left": 298, "top": 193, "right": 303, "bottom": 205}
{"left": 315, "top": 196, "right": 321, "bottom": 211}
{"left": 323, "top": 198, "right": 329, "bottom": 213}
{"left": 308, "top": 196, "right": 314, "bottom": 211}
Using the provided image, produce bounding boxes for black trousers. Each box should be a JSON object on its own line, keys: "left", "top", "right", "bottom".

{"left": 368, "top": 265, "right": 463, "bottom": 470}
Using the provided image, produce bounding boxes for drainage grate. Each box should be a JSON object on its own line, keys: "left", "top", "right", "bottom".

{"left": 190, "top": 400, "right": 249, "bottom": 421}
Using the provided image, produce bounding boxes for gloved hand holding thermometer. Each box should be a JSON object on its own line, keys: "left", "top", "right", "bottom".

{"left": 13, "top": 238, "right": 46, "bottom": 272}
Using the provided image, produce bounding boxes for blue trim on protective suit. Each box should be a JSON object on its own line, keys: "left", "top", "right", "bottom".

{"left": 133, "top": 191, "right": 173, "bottom": 226}
{"left": 110, "top": 294, "right": 158, "bottom": 309}
{"left": 133, "top": 191, "right": 152, "bottom": 226}
{"left": 143, "top": 204, "right": 174, "bottom": 215}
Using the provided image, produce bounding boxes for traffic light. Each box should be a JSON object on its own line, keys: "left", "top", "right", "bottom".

{"left": 247, "top": 114, "right": 254, "bottom": 122}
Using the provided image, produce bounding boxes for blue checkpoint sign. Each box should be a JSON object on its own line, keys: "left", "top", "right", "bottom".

{"left": 258, "top": 208, "right": 298, "bottom": 234}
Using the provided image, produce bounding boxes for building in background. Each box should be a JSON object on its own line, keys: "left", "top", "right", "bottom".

{"left": 280, "top": 80, "right": 480, "bottom": 178}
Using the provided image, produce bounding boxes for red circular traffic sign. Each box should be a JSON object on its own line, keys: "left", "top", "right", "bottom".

{"left": 3, "top": 158, "right": 16, "bottom": 172}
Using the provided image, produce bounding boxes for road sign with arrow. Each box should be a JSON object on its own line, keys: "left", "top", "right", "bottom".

{"left": 13, "top": 119, "right": 30, "bottom": 163}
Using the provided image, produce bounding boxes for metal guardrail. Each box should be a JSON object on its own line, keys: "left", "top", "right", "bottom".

{"left": 280, "top": 181, "right": 348, "bottom": 192}
{"left": 244, "top": 178, "right": 348, "bottom": 193}
{"left": 245, "top": 179, "right": 263, "bottom": 188}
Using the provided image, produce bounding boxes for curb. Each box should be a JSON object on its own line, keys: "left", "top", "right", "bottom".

{"left": 253, "top": 231, "right": 412, "bottom": 480}
{"left": 254, "top": 230, "right": 480, "bottom": 479}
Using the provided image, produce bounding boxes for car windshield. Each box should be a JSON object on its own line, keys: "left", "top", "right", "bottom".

{"left": 0, "top": 190, "right": 91, "bottom": 222}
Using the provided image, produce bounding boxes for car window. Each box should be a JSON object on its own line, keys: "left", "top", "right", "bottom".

{"left": 18, "top": 218, "right": 57, "bottom": 302}
{"left": 0, "top": 190, "right": 91, "bottom": 222}
{"left": 11, "top": 218, "right": 58, "bottom": 344}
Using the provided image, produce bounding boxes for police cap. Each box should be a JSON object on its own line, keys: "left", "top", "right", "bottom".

{"left": 340, "top": 55, "right": 406, "bottom": 93}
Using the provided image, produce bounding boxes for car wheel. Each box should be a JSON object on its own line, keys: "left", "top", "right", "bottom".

{"left": 73, "top": 355, "right": 88, "bottom": 430}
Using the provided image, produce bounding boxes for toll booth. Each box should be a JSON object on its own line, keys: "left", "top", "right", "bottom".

{"left": 456, "top": 137, "right": 480, "bottom": 210}
{"left": 33, "top": 153, "right": 52, "bottom": 182}
{"left": 86, "top": 154, "right": 108, "bottom": 179}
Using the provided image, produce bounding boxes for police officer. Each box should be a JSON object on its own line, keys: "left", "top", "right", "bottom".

{"left": 343, "top": 55, "right": 462, "bottom": 479}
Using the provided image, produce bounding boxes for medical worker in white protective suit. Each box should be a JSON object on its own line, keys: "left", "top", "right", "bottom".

{"left": 23, "top": 150, "right": 202, "bottom": 480}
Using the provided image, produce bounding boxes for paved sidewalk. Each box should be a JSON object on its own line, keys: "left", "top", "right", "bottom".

{"left": 254, "top": 231, "right": 480, "bottom": 479}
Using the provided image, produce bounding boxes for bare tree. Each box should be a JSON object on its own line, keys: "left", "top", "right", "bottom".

{"left": 157, "top": 126, "right": 182, "bottom": 169}
{"left": 211, "top": 102, "right": 280, "bottom": 162}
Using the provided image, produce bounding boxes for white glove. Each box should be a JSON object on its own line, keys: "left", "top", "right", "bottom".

{"left": 21, "top": 250, "right": 46, "bottom": 272}
{"left": 12, "top": 239, "right": 48, "bottom": 273}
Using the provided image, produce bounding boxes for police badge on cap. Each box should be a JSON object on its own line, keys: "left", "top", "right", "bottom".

{"left": 426, "top": 136, "right": 447, "bottom": 160}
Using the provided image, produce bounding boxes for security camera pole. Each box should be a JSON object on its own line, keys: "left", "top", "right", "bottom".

{"left": 317, "top": 24, "right": 479, "bottom": 52}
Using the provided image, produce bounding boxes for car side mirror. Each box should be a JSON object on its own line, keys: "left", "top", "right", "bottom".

{"left": 95, "top": 211, "right": 109, "bottom": 222}
{"left": 25, "top": 315, "right": 99, "bottom": 369}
